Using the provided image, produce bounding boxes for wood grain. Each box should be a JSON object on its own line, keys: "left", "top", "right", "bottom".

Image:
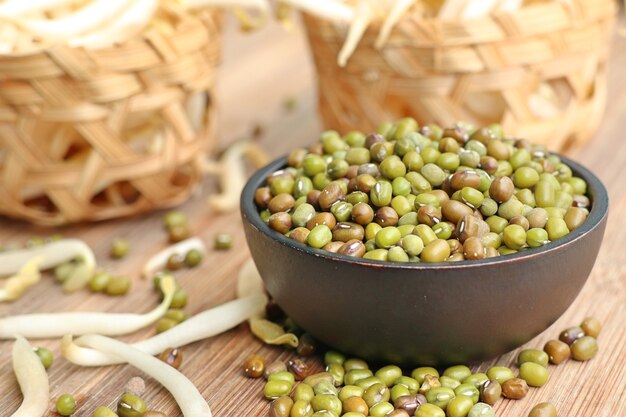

{"left": 1, "top": 15, "right": 625, "bottom": 417}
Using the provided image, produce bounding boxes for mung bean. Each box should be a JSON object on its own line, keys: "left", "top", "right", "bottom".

{"left": 528, "top": 402, "right": 557, "bottom": 417}
{"left": 581, "top": 317, "right": 602, "bottom": 337}
{"left": 501, "top": 378, "right": 529, "bottom": 399}
{"left": 518, "top": 362, "right": 549, "bottom": 387}
{"left": 571, "top": 336, "right": 598, "bottom": 361}
{"left": 468, "top": 403, "right": 494, "bottom": 417}
{"left": 56, "top": 394, "right": 76, "bottom": 416}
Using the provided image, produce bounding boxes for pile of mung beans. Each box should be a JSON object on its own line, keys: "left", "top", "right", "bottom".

{"left": 244, "top": 316, "right": 601, "bottom": 417}
{"left": 255, "top": 119, "right": 591, "bottom": 262}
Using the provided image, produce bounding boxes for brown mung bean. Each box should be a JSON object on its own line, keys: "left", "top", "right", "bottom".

{"left": 450, "top": 170, "right": 481, "bottom": 190}
{"left": 543, "top": 340, "right": 571, "bottom": 365}
{"left": 479, "top": 380, "right": 501, "bottom": 405}
{"left": 417, "top": 206, "right": 442, "bottom": 227}
{"left": 375, "top": 207, "right": 399, "bottom": 227}
{"left": 442, "top": 200, "right": 474, "bottom": 224}
{"left": 501, "top": 378, "right": 529, "bottom": 399}
{"left": 580, "top": 317, "right": 602, "bottom": 337}
{"left": 322, "top": 241, "right": 344, "bottom": 253}
{"left": 463, "top": 237, "right": 485, "bottom": 260}
{"left": 289, "top": 227, "right": 310, "bottom": 244}
{"left": 264, "top": 361, "right": 287, "bottom": 379}
{"left": 342, "top": 396, "right": 369, "bottom": 415}
{"left": 319, "top": 183, "right": 345, "bottom": 210}
{"left": 339, "top": 240, "right": 367, "bottom": 258}
{"left": 158, "top": 348, "right": 182, "bottom": 369}
{"left": 269, "top": 193, "right": 296, "bottom": 214}
{"left": 559, "top": 326, "right": 585, "bottom": 345}
{"left": 255, "top": 187, "right": 272, "bottom": 208}
{"left": 489, "top": 177, "right": 514, "bottom": 203}
{"left": 288, "top": 358, "right": 312, "bottom": 380}
{"left": 306, "top": 213, "right": 336, "bottom": 230}
{"left": 243, "top": 355, "right": 265, "bottom": 378}
{"left": 269, "top": 212, "right": 292, "bottom": 234}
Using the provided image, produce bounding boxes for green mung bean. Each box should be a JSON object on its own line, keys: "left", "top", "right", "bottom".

{"left": 519, "top": 362, "right": 549, "bottom": 387}
{"left": 264, "top": 380, "right": 293, "bottom": 399}
{"left": 463, "top": 374, "right": 488, "bottom": 389}
{"left": 528, "top": 402, "right": 557, "bottom": 417}
{"left": 411, "top": 367, "right": 439, "bottom": 384}
{"left": 391, "top": 384, "right": 411, "bottom": 402}
{"left": 363, "top": 383, "right": 390, "bottom": 407}
{"left": 468, "top": 403, "right": 494, "bottom": 417}
{"left": 443, "top": 365, "right": 472, "bottom": 382}
{"left": 310, "top": 394, "right": 342, "bottom": 416}
{"left": 92, "top": 406, "right": 118, "bottom": 417}
{"left": 454, "top": 384, "right": 479, "bottom": 404}
{"left": 35, "top": 347, "right": 53, "bottom": 369}
{"left": 518, "top": 349, "right": 549, "bottom": 367}
{"left": 105, "top": 276, "right": 131, "bottom": 296}
{"left": 184, "top": 249, "right": 203, "bottom": 267}
{"left": 439, "top": 376, "right": 461, "bottom": 389}
{"left": 344, "top": 369, "right": 374, "bottom": 385}
{"left": 339, "top": 385, "right": 365, "bottom": 402}
{"left": 486, "top": 367, "right": 514, "bottom": 385}
{"left": 415, "top": 403, "right": 445, "bottom": 417}
{"left": 355, "top": 376, "right": 383, "bottom": 390}
{"left": 570, "top": 336, "right": 598, "bottom": 361}
{"left": 314, "top": 380, "right": 338, "bottom": 396}
{"left": 89, "top": 271, "right": 110, "bottom": 292}
{"left": 291, "top": 400, "right": 313, "bottom": 417}
{"left": 117, "top": 393, "right": 146, "bottom": 417}
{"left": 369, "top": 401, "right": 394, "bottom": 417}
{"left": 425, "top": 387, "right": 455, "bottom": 409}
{"left": 56, "top": 394, "right": 76, "bottom": 416}
{"left": 447, "top": 395, "right": 474, "bottom": 417}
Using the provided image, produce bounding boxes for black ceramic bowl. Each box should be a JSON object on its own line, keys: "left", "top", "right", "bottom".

{"left": 241, "top": 155, "right": 608, "bottom": 365}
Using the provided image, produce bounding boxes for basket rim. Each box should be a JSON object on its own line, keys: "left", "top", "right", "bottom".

{"left": 303, "top": 0, "right": 617, "bottom": 27}
{"left": 301, "top": 0, "right": 618, "bottom": 48}
{"left": 0, "top": 5, "right": 216, "bottom": 59}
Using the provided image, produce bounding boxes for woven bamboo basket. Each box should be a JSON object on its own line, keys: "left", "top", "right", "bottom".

{"left": 302, "top": 0, "right": 617, "bottom": 150}
{"left": 0, "top": 7, "right": 222, "bottom": 226}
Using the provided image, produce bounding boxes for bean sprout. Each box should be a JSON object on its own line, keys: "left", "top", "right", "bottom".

{"left": 67, "top": 334, "right": 212, "bottom": 417}
{"left": 0, "top": 239, "right": 94, "bottom": 278}
{"left": 10, "top": 335, "right": 49, "bottom": 417}
{"left": 62, "top": 293, "right": 267, "bottom": 366}
{"left": 0, "top": 275, "right": 176, "bottom": 339}
{"left": 0, "top": 258, "right": 42, "bottom": 302}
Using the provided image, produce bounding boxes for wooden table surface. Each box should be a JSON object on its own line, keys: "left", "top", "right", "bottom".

{"left": 1, "top": 15, "right": 625, "bottom": 417}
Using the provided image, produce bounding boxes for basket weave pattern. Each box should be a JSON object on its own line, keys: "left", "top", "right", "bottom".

{"left": 0, "top": 10, "right": 221, "bottom": 225}
{"left": 303, "top": 0, "right": 617, "bottom": 149}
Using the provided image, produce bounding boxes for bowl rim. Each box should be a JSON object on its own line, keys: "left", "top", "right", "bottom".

{"left": 241, "top": 153, "right": 609, "bottom": 270}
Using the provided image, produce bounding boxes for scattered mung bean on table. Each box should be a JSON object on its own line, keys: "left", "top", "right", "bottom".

{"left": 249, "top": 315, "right": 602, "bottom": 417}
